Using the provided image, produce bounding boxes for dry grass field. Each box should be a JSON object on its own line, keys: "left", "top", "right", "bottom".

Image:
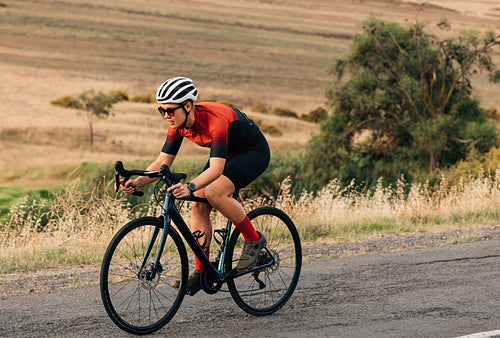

{"left": 1, "top": 0, "right": 499, "bottom": 187}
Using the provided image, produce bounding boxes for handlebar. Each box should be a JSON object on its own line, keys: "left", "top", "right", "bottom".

{"left": 114, "top": 161, "right": 186, "bottom": 197}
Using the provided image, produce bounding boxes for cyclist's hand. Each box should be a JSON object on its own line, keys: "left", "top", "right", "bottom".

{"left": 120, "top": 179, "right": 139, "bottom": 195}
{"left": 167, "top": 183, "right": 190, "bottom": 198}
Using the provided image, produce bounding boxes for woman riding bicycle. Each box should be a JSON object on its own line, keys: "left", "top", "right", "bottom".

{"left": 120, "top": 77, "right": 270, "bottom": 293}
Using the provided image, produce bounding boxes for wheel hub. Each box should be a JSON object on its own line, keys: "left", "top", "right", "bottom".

{"left": 260, "top": 249, "right": 279, "bottom": 274}
{"left": 138, "top": 262, "right": 162, "bottom": 290}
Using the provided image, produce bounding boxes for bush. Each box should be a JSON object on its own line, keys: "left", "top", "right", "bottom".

{"left": 301, "top": 107, "right": 327, "bottom": 123}
{"left": 272, "top": 107, "right": 298, "bottom": 118}
{"left": 109, "top": 90, "right": 129, "bottom": 102}
{"left": 50, "top": 96, "right": 83, "bottom": 109}
{"left": 261, "top": 124, "right": 283, "bottom": 136}
{"left": 131, "top": 94, "right": 155, "bottom": 103}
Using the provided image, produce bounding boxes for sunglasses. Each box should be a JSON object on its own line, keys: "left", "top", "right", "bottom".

{"left": 158, "top": 104, "right": 185, "bottom": 118}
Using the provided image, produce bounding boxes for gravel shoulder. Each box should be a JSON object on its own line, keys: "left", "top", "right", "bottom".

{"left": 1, "top": 224, "right": 498, "bottom": 297}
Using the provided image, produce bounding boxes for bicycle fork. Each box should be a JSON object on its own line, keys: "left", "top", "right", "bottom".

{"left": 136, "top": 215, "right": 171, "bottom": 280}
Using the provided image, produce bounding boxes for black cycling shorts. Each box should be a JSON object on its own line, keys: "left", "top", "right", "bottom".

{"left": 202, "top": 130, "right": 270, "bottom": 191}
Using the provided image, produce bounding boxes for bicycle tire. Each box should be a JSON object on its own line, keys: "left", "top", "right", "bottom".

{"left": 225, "top": 206, "right": 302, "bottom": 316}
{"left": 100, "top": 216, "right": 188, "bottom": 335}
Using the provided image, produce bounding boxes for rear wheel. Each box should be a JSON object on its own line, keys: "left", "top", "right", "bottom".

{"left": 100, "top": 217, "right": 188, "bottom": 335}
{"left": 225, "top": 207, "right": 302, "bottom": 316}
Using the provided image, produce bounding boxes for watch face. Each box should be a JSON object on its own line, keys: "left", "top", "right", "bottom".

{"left": 188, "top": 182, "right": 196, "bottom": 192}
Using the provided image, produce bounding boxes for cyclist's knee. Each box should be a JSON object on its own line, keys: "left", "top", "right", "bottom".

{"left": 205, "top": 185, "right": 226, "bottom": 206}
{"left": 205, "top": 177, "right": 234, "bottom": 204}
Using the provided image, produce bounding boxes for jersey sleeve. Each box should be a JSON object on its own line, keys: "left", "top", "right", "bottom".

{"left": 161, "top": 128, "right": 183, "bottom": 155}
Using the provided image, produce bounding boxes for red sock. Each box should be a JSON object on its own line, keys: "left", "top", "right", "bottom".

{"left": 235, "top": 216, "right": 260, "bottom": 241}
{"left": 195, "top": 246, "right": 210, "bottom": 272}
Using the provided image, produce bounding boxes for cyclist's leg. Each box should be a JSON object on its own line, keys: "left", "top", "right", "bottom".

{"left": 190, "top": 159, "right": 214, "bottom": 272}
{"left": 171, "top": 190, "right": 212, "bottom": 293}
{"left": 205, "top": 133, "right": 270, "bottom": 229}
{"left": 190, "top": 191, "right": 212, "bottom": 271}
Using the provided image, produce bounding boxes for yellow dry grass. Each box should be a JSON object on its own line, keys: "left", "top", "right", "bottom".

{"left": 2, "top": 170, "right": 500, "bottom": 273}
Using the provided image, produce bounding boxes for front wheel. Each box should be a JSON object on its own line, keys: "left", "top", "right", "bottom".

{"left": 100, "top": 216, "right": 188, "bottom": 335}
{"left": 225, "top": 206, "right": 302, "bottom": 316}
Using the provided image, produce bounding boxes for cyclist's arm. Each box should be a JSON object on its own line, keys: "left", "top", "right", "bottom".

{"left": 190, "top": 157, "right": 225, "bottom": 191}
{"left": 121, "top": 152, "right": 175, "bottom": 194}
{"left": 166, "top": 157, "right": 225, "bottom": 198}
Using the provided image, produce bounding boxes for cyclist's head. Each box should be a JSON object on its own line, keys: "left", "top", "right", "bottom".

{"left": 156, "top": 77, "right": 198, "bottom": 104}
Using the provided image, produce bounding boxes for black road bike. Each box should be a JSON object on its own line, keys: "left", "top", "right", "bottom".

{"left": 99, "top": 161, "right": 302, "bottom": 335}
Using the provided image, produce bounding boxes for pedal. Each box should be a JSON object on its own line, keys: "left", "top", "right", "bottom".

{"left": 187, "top": 284, "right": 201, "bottom": 296}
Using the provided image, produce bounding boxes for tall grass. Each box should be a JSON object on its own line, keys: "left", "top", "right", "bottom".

{"left": 2, "top": 171, "right": 500, "bottom": 273}
{"left": 275, "top": 171, "right": 500, "bottom": 242}
{"left": 0, "top": 180, "right": 129, "bottom": 272}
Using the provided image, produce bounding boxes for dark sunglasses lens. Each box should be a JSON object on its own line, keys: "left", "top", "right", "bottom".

{"left": 158, "top": 106, "right": 175, "bottom": 117}
{"left": 159, "top": 104, "right": 184, "bottom": 117}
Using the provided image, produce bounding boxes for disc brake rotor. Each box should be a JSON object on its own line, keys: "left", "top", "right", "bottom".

{"left": 261, "top": 249, "right": 279, "bottom": 274}
{"left": 138, "top": 262, "right": 162, "bottom": 290}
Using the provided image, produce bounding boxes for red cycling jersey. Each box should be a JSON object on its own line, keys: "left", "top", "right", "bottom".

{"left": 162, "top": 102, "right": 256, "bottom": 159}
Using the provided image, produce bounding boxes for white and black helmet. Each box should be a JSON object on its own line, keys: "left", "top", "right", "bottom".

{"left": 156, "top": 77, "right": 198, "bottom": 104}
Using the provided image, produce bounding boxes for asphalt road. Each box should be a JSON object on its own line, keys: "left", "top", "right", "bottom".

{"left": 0, "top": 239, "right": 499, "bottom": 337}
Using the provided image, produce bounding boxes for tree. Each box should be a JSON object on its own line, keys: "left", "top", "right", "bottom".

{"left": 307, "top": 18, "right": 500, "bottom": 189}
{"left": 78, "top": 90, "right": 118, "bottom": 146}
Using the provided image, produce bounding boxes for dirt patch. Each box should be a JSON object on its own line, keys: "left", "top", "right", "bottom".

{"left": 1, "top": 224, "right": 498, "bottom": 297}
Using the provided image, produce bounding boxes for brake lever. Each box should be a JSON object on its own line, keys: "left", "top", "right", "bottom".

{"left": 115, "top": 161, "right": 145, "bottom": 197}
{"left": 132, "top": 190, "right": 144, "bottom": 197}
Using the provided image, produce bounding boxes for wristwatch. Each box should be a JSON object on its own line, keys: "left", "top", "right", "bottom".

{"left": 187, "top": 182, "right": 196, "bottom": 193}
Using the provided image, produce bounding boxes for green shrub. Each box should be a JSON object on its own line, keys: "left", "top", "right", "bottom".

{"left": 50, "top": 96, "right": 83, "bottom": 109}
{"left": 261, "top": 124, "right": 283, "bottom": 136}
{"left": 131, "top": 94, "right": 155, "bottom": 103}
{"left": 109, "top": 90, "right": 129, "bottom": 102}
{"left": 273, "top": 107, "right": 298, "bottom": 118}
{"left": 301, "top": 107, "right": 327, "bottom": 123}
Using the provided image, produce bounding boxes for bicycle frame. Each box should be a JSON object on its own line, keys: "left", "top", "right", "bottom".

{"left": 140, "top": 189, "right": 275, "bottom": 285}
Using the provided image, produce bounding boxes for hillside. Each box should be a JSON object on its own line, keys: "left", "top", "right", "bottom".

{"left": 0, "top": 0, "right": 499, "bottom": 187}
